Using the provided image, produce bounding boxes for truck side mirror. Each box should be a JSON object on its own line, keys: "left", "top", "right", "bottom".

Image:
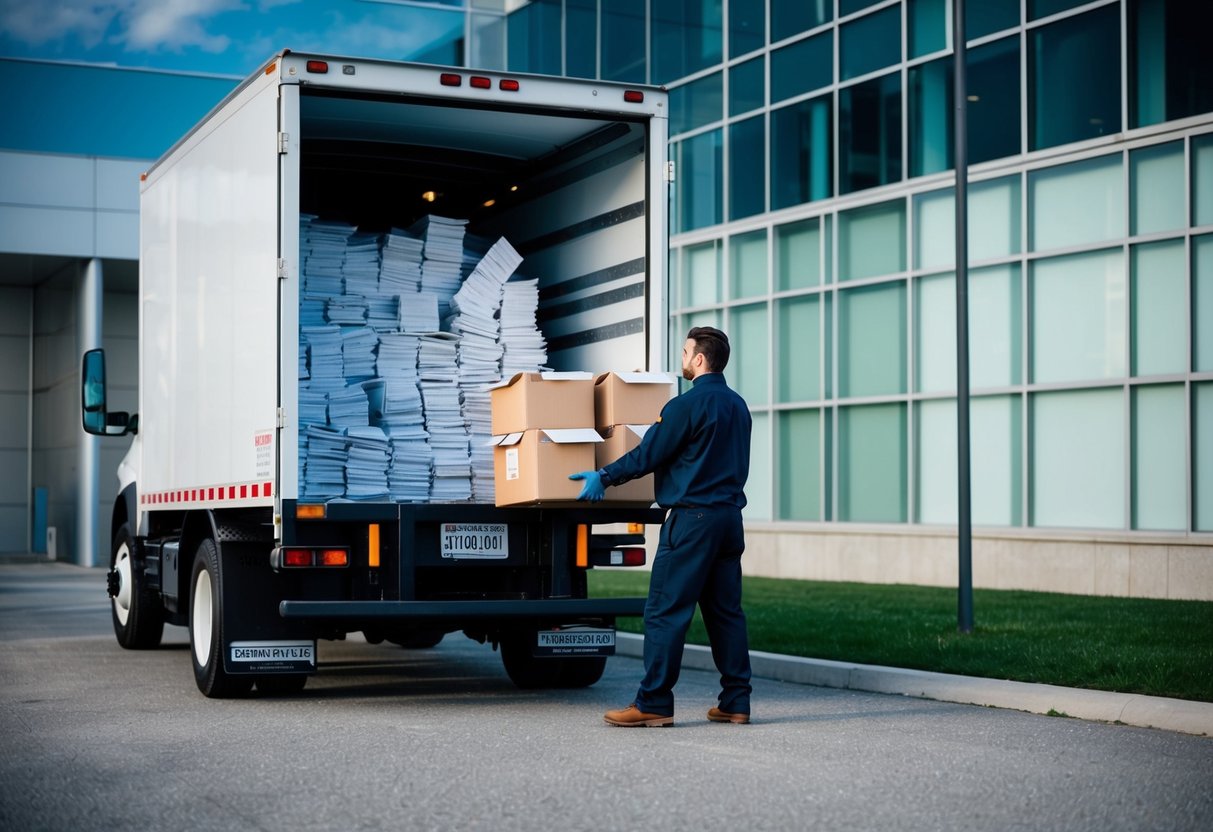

{"left": 82, "top": 349, "right": 136, "bottom": 436}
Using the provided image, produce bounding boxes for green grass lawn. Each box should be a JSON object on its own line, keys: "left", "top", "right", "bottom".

{"left": 588, "top": 570, "right": 1213, "bottom": 702}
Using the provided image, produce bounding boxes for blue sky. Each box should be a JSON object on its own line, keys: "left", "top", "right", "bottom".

{"left": 0, "top": 0, "right": 471, "bottom": 78}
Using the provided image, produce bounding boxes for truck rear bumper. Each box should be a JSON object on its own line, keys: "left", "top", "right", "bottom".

{"left": 279, "top": 597, "right": 646, "bottom": 622}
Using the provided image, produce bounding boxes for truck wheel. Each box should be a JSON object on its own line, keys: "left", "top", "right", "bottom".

{"left": 110, "top": 523, "right": 164, "bottom": 649}
{"left": 189, "top": 538, "right": 252, "bottom": 698}
{"left": 555, "top": 657, "right": 607, "bottom": 688}
{"left": 500, "top": 633, "right": 563, "bottom": 689}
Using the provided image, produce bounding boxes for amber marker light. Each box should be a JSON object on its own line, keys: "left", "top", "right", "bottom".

{"left": 368, "top": 524, "right": 381, "bottom": 568}
{"left": 319, "top": 549, "right": 349, "bottom": 567}
{"left": 296, "top": 504, "right": 326, "bottom": 519}
{"left": 575, "top": 524, "right": 589, "bottom": 568}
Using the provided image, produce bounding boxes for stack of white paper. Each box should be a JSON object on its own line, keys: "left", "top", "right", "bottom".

{"left": 418, "top": 332, "right": 460, "bottom": 383}
{"left": 302, "top": 325, "right": 344, "bottom": 386}
{"left": 366, "top": 295, "right": 399, "bottom": 331}
{"left": 326, "top": 296, "right": 367, "bottom": 326}
{"left": 410, "top": 215, "right": 467, "bottom": 318}
{"left": 301, "top": 219, "right": 356, "bottom": 297}
{"left": 377, "top": 332, "right": 421, "bottom": 380}
{"left": 389, "top": 439, "right": 433, "bottom": 502}
{"left": 344, "top": 232, "right": 382, "bottom": 298}
{"left": 299, "top": 388, "right": 328, "bottom": 426}
{"left": 500, "top": 278, "right": 548, "bottom": 374}
{"left": 328, "top": 382, "right": 370, "bottom": 429}
{"left": 341, "top": 327, "right": 378, "bottom": 383}
{"left": 420, "top": 379, "right": 471, "bottom": 501}
{"left": 400, "top": 291, "right": 440, "bottom": 333}
{"left": 302, "top": 425, "right": 347, "bottom": 499}
{"left": 345, "top": 425, "right": 391, "bottom": 500}
{"left": 380, "top": 228, "right": 424, "bottom": 294}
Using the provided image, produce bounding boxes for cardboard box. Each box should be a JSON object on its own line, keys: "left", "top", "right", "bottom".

{"left": 594, "top": 372, "right": 674, "bottom": 430}
{"left": 492, "top": 428, "right": 603, "bottom": 507}
{"left": 596, "top": 424, "right": 655, "bottom": 504}
{"left": 490, "top": 372, "right": 595, "bottom": 435}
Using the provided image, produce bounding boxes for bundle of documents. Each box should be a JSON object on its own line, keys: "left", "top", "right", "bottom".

{"left": 418, "top": 332, "right": 460, "bottom": 383}
{"left": 500, "top": 278, "right": 548, "bottom": 374}
{"left": 301, "top": 425, "right": 347, "bottom": 499}
{"left": 366, "top": 296, "right": 399, "bottom": 331}
{"left": 420, "top": 379, "right": 471, "bottom": 501}
{"left": 302, "top": 325, "right": 344, "bottom": 384}
{"left": 299, "top": 388, "right": 328, "bottom": 426}
{"left": 400, "top": 291, "right": 440, "bottom": 333}
{"left": 345, "top": 425, "right": 391, "bottom": 500}
{"left": 388, "top": 438, "right": 433, "bottom": 502}
{"left": 328, "top": 382, "right": 370, "bottom": 430}
{"left": 410, "top": 215, "right": 467, "bottom": 318}
{"left": 343, "top": 232, "right": 382, "bottom": 298}
{"left": 380, "top": 228, "right": 424, "bottom": 294}
{"left": 326, "top": 296, "right": 367, "bottom": 326}
{"left": 341, "top": 327, "right": 378, "bottom": 383}
{"left": 301, "top": 217, "right": 355, "bottom": 297}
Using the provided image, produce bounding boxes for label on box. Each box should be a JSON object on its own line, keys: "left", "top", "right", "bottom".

{"left": 505, "top": 447, "right": 519, "bottom": 480}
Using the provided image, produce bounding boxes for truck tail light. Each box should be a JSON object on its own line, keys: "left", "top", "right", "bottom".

{"left": 470, "top": 76, "right": 491, "bottom": 89}
{"left": 499, "top": 79, "right": 520, "bottom": 91}
{"left": 590, "top": 547, "right": 647, "bottom": 567}
{"left": 306, "top": 60, "right": 329, "bottom": 74}
{"left": 273, "top": 547, "right": 351, "bottom": 569}
{"left": 318, "top": 549, "right": 349, "bottom": 567}
{"left": 281, "top": 548, "right": 312, "bottom": 568}
{"left": 627, "top": 523, "right": 645, "bottom": 534}
{"left": 624, "top": 90, "right": 645, "bottom": 103}
{"left": 440, "top": 73, "right": 462, "bottom": 87}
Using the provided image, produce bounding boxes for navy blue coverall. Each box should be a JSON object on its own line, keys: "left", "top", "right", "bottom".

{"left": 599, "top": 372, "right": 753, "bottom": 717}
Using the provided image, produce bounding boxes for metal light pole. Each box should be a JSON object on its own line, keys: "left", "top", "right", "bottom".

{"left": 954, "top": 0, "right": 974, "bottom": 634}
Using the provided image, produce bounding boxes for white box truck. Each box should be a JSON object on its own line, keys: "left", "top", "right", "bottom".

{"left": 81, "top": 51, "right": 669, "bottom": 697}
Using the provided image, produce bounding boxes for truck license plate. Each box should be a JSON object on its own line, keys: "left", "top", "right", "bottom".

{"left": 534, "top": 627, "right": 616, "bottom": 656}
{"left": 440, "top": 523, "right": 508, "bottom": 559}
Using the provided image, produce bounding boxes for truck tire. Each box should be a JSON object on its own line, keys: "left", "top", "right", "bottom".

{"left": 500, "top": 632, "right": 607, "bottom": 689}
{"left": 189, "top": 538, "right": 253, "bottom": 698}
{"left": 110, "top": 523, "right": 164, "bottom": 649}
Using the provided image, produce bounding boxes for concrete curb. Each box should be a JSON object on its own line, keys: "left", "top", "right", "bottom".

{"left": 614, "top": 633, "right": 1213, "bottom": 737}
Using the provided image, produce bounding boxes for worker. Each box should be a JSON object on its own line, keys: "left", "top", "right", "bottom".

{"left": 570, "top": 326, "right": 753, "bottom": 727}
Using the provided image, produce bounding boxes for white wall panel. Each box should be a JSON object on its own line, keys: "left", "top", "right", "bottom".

{"left": 0, "top": 205, "right": 93, "bottom": 257}
{"left": 0, "top": 151, "right": 94, "bottom": 208}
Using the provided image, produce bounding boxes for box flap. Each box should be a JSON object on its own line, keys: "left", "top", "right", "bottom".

{"left": 540, "top": 371, "right": 594, "bottom": 381}
{"left": 614, "top": 372, "right": 676, "bottom": 385}
{"left": 625, "top": 424, "right": 651, "bottom": 439}
{"left": 490, "top": 432, "right": 524, "bottom": 446}
{"left": 539, "top": 428, "right": 604, "bottom": 444}
{"left": 488, "top": 372, "right": 526, "bottom": 391}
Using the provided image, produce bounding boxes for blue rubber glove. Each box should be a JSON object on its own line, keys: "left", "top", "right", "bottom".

{"left": 569, "top": 470, "right": 605, "bottom": 502}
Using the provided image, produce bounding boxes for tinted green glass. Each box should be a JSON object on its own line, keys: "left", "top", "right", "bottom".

{"left": 730, "top": 0, "right": 766, "bottom": 58}
{"left": 1196, "top": 235, "right": 1213, "bottom": 372}
{"left": 770, "top": 95, "right": 833, "bottom": 210}
{"left": 730, "top": 56, "right": 765, "bottom": 115}
{"left": 506, "top": 0, "right": 561, "bottom": 74}
{"left": 602, "top": 0, "right": 646, "bottom": 82}
{"left": 733, "top": 302, "right": 770, "bottom": 404}
{"left": 839, "top": 199, "right": 905, "bottom": 281}
{"left": 1193, "top": 134, "right": 1213, "bottom": 227}
{"left": 730, "top": 229, "right": 768, "bottom": 299}
{"left": 651, "top": 0, "right": 723, "bottom": 85}
{"left": 683, "top": 241, "right": 721, "bottom": 307}
{"left": 839, "top": 282, "right": 907, "bottom": 398}
{"left": 777, "top": 295, "right": 822, "bottom": 402}
{"left": 1029, "top": 154, "right": 1124, "bottom": 252}
{"left": 841, "top": 0, "right": 883, "bottom": 15}
{"left": 1130, "top": 0, "right": 1213, "bottom": 128}
{"left": 967, "top": 0, "right": 1019, "bottom": 40}
{"left": 565, "top": 0, "right": 597, "bottom": 79}
{"left": 1196, "top": 382, "right": 1213, "bottom": 531}
{"left": 1131, "top": 142, "right": 1185, "bottom": 235}
{"left": 1131, "top": 240, "right": 1186, "bottom": 377}
{"left": 771, "top": 0, "right": 831, "bottom": 42}
{"left": 771, "top": 32, "right": 831, "bottom": 103}
{"left": 779, "top": 409, "right": 822, "bottom": 521}
{"left": 914, "top": 175, "right": 1021, "bottom": 271}
{"left": 776, "top": 217, "right": 821, "bottom": 291}
{"left": 745, "top": 412, "right": 772, "bottom": 520}
{"left": 839, "top": 72, "right": 902, "bottom": 194}
{"left": 1031, "top": 249, "right": 1126, "bottom": 384}
{"left": 670, "top": 72, "right": 723, "bottom": 135}
{"left": 1132, "top": 384, "right": 1186, "bottom": 531}
{"left": 839, "top": 403, "right": 907, "bottom": 522}
{"left": 909, "top": 0, "right": 948, "bottom": 58}
{"left": 675, "top": 130, "right": 723, "bottom": 233}
{"left": 1031, "top": 388, "right": 1125, "bottom": 529}
{"left": 840, "top": 5, "right": 901, "bottom": 81}
{"left": 729, "top": 116, "right": 766, "bottom": 220}
{"left": 917, "top": 396, "right": 1021, "bottom": 525}
{"left": 1030, "top": 5, "right": 1121, "bottom": 151}
{"left": 1029, "top": 0, "right": 1087, "bottom": 18}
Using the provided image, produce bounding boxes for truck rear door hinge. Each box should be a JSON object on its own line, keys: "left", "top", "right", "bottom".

{"left": 277, "top": 259, "right": 288, "bottom": 279}
{"left": 276, "top": 407, "right": 286, "bottom": 429}
{"left": 278, "top": 132, "right": 290, "bottom": 154}
{"left": 664, "top": 160, "right": 676, "bottom": 183}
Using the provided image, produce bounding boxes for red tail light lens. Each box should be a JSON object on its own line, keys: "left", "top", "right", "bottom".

{"left": 282, "top": 548, "right": 312, "bottom": 567}
{"left": 306, "top": 61, "right": 329, "bottom": 74}
{"left": 440, "top": 73, "right": 462, "bottom": 87}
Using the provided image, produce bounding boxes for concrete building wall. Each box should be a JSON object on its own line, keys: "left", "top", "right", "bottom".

{"left": 0, "top": 286, "right": 32, "bottom": 551}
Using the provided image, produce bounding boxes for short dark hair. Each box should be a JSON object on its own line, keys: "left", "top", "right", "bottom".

{"left": 686, "top": 326, "right": 730, "bottom": 372}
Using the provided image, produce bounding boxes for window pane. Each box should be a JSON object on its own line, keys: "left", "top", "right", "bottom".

{"left": 840, "top": 5, "right": 901, "bottom": 81}
{"left": 770, "top": 95, "right": 833, "bottom": 210}
{"left": 566, "top": 0, "right": 597, "bottom": 79}
{"left": 1132, "top": 384, "right": 1186, "bottom": 530}
{"left": 670, "top": 72, "right": 723, "bottom": 135}
{"left": 771, "top": 32, "right": 832, "bottom": 103}
{"left": 840, "top": 72, "right": 902, "bottom": 194}
{"left": 729, "top": 116, "right": 766, "bottom": 220}
{"left": 1193, "top": 133, "right": 1213, "bottom": 228}
{"left": 730, "top": 229, "right": 768, "bottom": 299}
{"left": 1030, "top": 6, "right": 1121, "bottom": 151}
{"left": 914, "top": 176, "right": 1021, "bottom": 271}
{"left": 732, "top": 302, "right": 769, "bottom": 405}
{"left": 968, "top": 0, "right": 1018, "bottom": 40}
{"left": 1029, "top": 154, "right": 1125, "bottom": 252}
{"left": 776, "top": 217, "right": 821, "bottom": 291}
{"left": 651, "top": 0, "right": 723, "bottom": 85}
{"left": 730, "top": 56, "right": 765, "bottom": 115}
{"left": 841, "top": 0, "right": 883, "bottom": 15}
{"left": 471, "top": 13, "right": 507, "bottom": 71}
{"left": 839, "top": 282, "right": 907, "bottom": 397}
{"left": 506, "top": 0, "right": 561, "bottom": 74}
{"left": 602, "top": 0, "right": 646, "bottom": 83}
{"left": 1196, "top": 234, "right": 1213, "bottom": 372}
{"left": 1029, "top": 0, "right": 1087, "bottom": 18}
{"left": 730, "top": 0, "right": 766, "bottom": 58}
{"left": 1031, "top": 249, "right": 1126, "bottom": 384}
{"left": 840, "top": 199, "right": 905, "bottom": 281}
{"left": 1031, "top": 388, "right": 1125, "bottom": 529}
{"left": 684, "top": 241, "right": 721, "bottom": 307}
{"left": 908, "top": 0, "right": 948, "bottom": 58}
{"left": 839, "top": 403, "right": 907, "bottom": 522}
{"left": 1131, "top": 142, "right": 1185, "bottom": 236}
{"left": 915, "top": 264, "right": 1022, "bottom": 393}
{"left": 745, "top": 412, "right": 772, "bottom": 521}
{"left": 777, "top": 295, "right": 821, "bottom": 402}
{"left": 1196, "top": 382, "right": 1213, "bottom": 531}
{"left": 917, "top": 396, "right": 1022, "bottom": 526}
{"left": 675, "top": 130, "right": 723, "bottom": 233}
{"left": 771, "top": 0, "right": 831, "bottom": 42}
{"left": 1130, "top": 0, "right": 1213, "bottom": 126}
{"left": 779, "top": 409, "right": 822, "bottom": 520}
{"left": 1132, "top": 240, "right": 1186, "bottom": 376}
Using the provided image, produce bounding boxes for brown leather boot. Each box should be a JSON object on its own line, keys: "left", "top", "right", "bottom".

{"left": 604, "top": 704, "right": 674, "bottom": 727}
{"left": 707, "top": 706, "right": 750, "bottom": 724}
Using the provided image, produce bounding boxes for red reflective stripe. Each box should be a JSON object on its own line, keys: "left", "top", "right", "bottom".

{"left": 265, "top": 482, "right": 273, "bottom": 497}
{"left": 240, "top": 485, "right": 248, "bottom": 498}
{"left": 252, "top": 483, "right": 260, "bottom": 497}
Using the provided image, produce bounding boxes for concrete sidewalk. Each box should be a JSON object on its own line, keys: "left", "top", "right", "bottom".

{"left": 615, "top": 633, "right": 1213, "bottom": 738}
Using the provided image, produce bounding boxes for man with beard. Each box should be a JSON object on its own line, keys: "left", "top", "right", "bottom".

{"left": 570, "top": 326, "right": 753, "bottom": 727}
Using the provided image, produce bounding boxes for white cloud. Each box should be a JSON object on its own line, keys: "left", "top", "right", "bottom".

{"left": 123, "top": 0, "right": 245, "bottom": 53}
{"left": 0, "top": 1, "right": 131, "bottom": 48}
